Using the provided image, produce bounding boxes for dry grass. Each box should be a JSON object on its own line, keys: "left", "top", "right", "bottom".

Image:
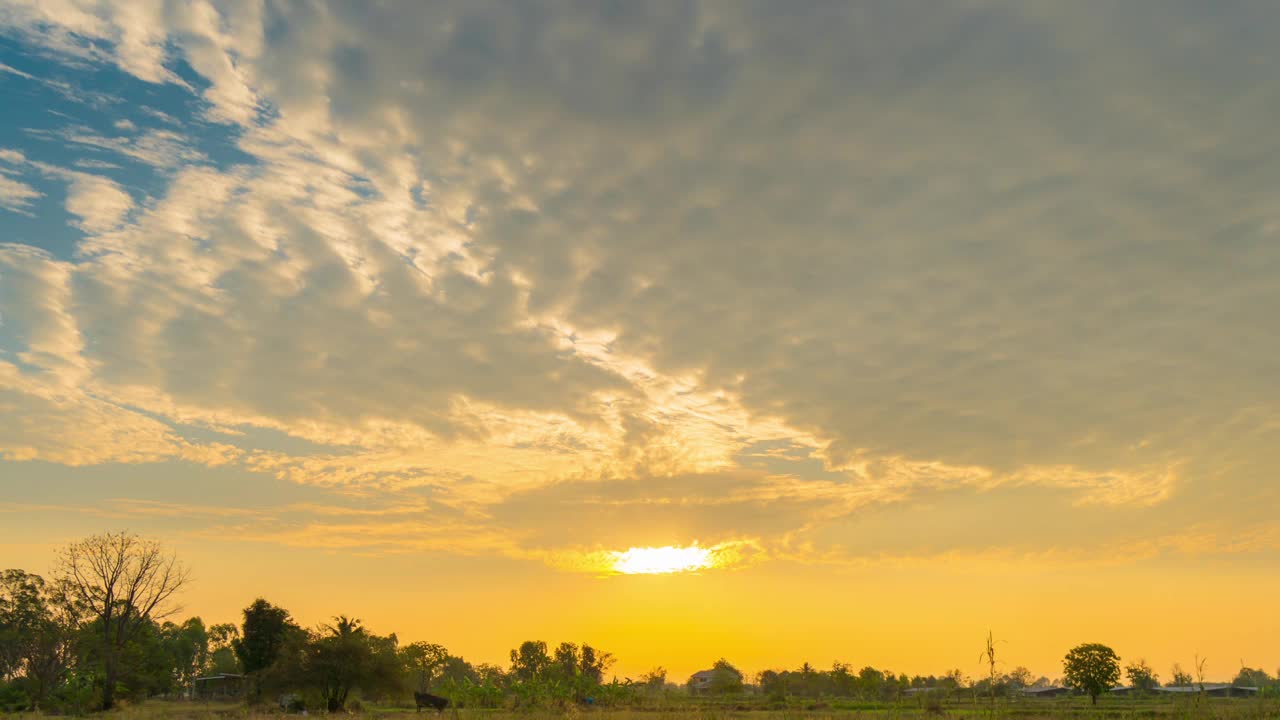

{"left": 5, "top": 697, "right": 1279, "bottom": 720}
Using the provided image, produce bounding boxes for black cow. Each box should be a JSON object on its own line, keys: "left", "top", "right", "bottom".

{"left": 414, "top": 691, "right": 449, "bottom": 713}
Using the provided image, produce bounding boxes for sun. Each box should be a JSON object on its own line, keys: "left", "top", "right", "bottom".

{"left": 609, "top": 544, "right": 715, "bottom": 574}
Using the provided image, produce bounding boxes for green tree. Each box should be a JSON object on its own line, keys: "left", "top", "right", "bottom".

{"left": 552, "top": 642, "right": 579, "bottom": 680}
{"left": 0, "top": 570, "right": 78, "bottom": 710}
{"left": 54, "top": 532, "right": 189, "bottom": 710}
{"left": 113, "top": 617, "right": 173, "bottom": 699}
{"left": 858, "top": 666, "right": 887, "bottom": 699}
{"left": 1124, "top": 659, "right": 1159, "bottom": 692}
{"left": 1063, "top": 643, "right": 1121, "bottom": 705}
{"left": 1233, "top": 667, "right": 1272, "bottom": 689}
{"left": 757, "top": 669, "right": 785, "bottom": 700}
{"left": 232, "top": 598, "right": 296, "bottom": 701}
{"left": 708, "top": 658, "right": 744, "bottom": 694}
{"left": 639, "top": 667, "right": 666, "bottom": 692}
{"left": 400, "top": 641, "right": 449, "bottom": 691}
{"left": 436, "top": 654, "right": 477, "bottom": 684}
{"left": 161, "top": 617, "right": 209, "bottom": 695}
{"left": 1007, "top": 666, "right": 1033, "bottom": 690}
{"left": 207, "top": 623, "right": 241, "bottom": 675}
{"left": 509, "top": 640, "right": 551, "bottom": 682}
{"left": 579, "top": 644, "right": 612, "bottom": 685}
{"left": 301, "top": 616, "right": 402, "bottom": 711}
{"left": 1169, "top": 663, "right": 1193, "bottom": 686}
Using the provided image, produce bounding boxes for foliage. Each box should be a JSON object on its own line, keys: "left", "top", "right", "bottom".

{"left": 0, "top": 570, "right": 77, "bottom": 710}
{"left": 1170, "top": 663, "right": 1193, "bottom": 686}
{"left": 400, "top": 641, "right": 449, "bottom": 692}
{"left": 207, "top": 623, "right": 241, "bottom": 676}
{"left": 161, "top": 617, "right": 209, "bottom": 693}
{"left": 1125, "top": 658, "right": 1159, "bottom": 692}
{"left": 1233, "top": 667, "right": 1274, "bottom": 693}
{"left": 639, "top": 667, "right": 666, "bottom": 691}
{"left": 509, "top": 640, "right": 551, "bottom": 682}
{"left": 1062, "top": 643, "right": 1121, "bottom": 705}
{"left": 702, "top": 659, "right": 744, "bottom": 695}
{"left": 268, "top": 616, "right": 403, "bottom": 712}
{"left": 53, "top": 532, "right": 189, "bottom": 710}
{"left": 232, "top": 599, "right": 294, "bottom": 677}
{"left": 1007, "top": 666, "right": 1033, "bottom": 690}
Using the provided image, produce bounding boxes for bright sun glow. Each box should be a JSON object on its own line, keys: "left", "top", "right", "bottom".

{"left": 609, "top": 544, "right": 715, "bottom": 574}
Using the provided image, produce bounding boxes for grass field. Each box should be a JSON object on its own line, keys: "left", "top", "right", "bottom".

{"left": 5, "top": 696, "right": 1278, "bottom": 720}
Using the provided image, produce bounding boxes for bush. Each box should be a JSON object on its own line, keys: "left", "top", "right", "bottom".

{"left": 0, "top": 682, "right": 32, "bottom": 713}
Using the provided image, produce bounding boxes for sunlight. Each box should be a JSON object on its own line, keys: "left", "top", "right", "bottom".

{"left": 610, "top": 544, "right": 715, "bottom": 574}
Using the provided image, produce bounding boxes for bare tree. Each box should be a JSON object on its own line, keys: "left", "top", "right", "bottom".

{"left": 54, "top": 531, "right": 189, "bottom": 710}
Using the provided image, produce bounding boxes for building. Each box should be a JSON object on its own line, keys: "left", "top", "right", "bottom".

{"left": 688, "top": 670, "right": 718, "bottom": 693}
{"left": 1155, "top": 684, "right": 1259, "bottom": 698}
{"left": 193, "top": 673, "right": 246, "bottom": 700}
{"left": 1018, "top": 686, "right": 1071, "bottom": 698}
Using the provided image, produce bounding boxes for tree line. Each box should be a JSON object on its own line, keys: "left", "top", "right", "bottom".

{"left": 0, "top": 533, "right": 631, "bottom": 712}
{"left": 3, "top": 533, "right": 1277, "bottom": 713}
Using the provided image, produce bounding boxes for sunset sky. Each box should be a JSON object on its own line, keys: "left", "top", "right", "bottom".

{"left": 1, "top": 1, "right": 1278, "bottom": 684}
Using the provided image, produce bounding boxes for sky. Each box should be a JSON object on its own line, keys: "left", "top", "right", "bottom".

{"left": 0, "top": 0, "right": 1278, "bottom": 684}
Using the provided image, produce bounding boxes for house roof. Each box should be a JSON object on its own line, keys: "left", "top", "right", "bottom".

{"left": 1155, "top": 684, "right": 1257, "bottom": 693}
{"left": 1018, "top": 686, "right": 1069, "bottom": 694}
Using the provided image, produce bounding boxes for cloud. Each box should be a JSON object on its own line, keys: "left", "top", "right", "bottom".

{"left": 0, "top": 174, "right": 41, "bottom": 213}
{"left": 53, "top": 126, "right": 207, "bottom": 169}
{"left": 64, "top": 173, "right": 132, "bottom": 232}
{"left": 2, "top": 1, "right": 1279, "bottom": 570}
{"left": 0, "top": 0, "right": 179, "bottom": 84}
{"left": 0, "top": 61, "right": 36, "bottom": 80}
{"left": 0, "top": 246, "right": 237, "bottom": 466}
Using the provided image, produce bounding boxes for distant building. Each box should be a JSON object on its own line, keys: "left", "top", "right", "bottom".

{"left": 688, "top": 670, "right": 718, "bottom": 693}
{"left": 1018, "top": 686, "right": 1071, "bottom": 698}
{"left": 904, "top": 687, "right": 950, "bottom": 697}
{"left": 1155, "top": 684, "right": 1259, "bottom": 698}
{"left": 193, "top": 673, "right": 246, "bottom": 700}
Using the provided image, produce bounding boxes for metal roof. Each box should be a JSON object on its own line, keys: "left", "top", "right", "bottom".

{"left": 1155, "top": 684, "right": 1258, "bottom": 693}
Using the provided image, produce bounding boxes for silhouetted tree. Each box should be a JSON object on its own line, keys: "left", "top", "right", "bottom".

{"left": 1233, "top": 667, "right": 1273, "bottom": 689}
{"left": 401, "top": 641, "right": 449, "bottom": 691}
{"left": 161, "top": 617, "right": 208, "bottom": 695}
{"left": 207, "top": 623, "right": 241, "bottom": 675}
{"left": 1007, "top": 666, "right": 1033, "bottom": 690}
{"left": 579, "top": 644, "right": 612, "bottom": 685}
{"left": 232, "top": 598, "right": 296, "bottom": 701}
{"left": 304, "top": 616, "right": 402, "bottom": 711}
{"left": 552, "top": 642, "right": 579, "bottom": 680}
{"left": 639, "top": 667, "right": 666, "bottom": 692}
{"left": 509, "top": 640, "right": 551, "bottom": 682}
{"left": 54, "top": 532, "right": 188, "bottom": 710}
{"left": 1125, "top": 659, "right": 1159, "bottom": 692}
{"left": 0, "top": 570, "right": 78, "bottom": 710}
{"left": 1063, "top": 643, "right": 1121, "bottom": 705}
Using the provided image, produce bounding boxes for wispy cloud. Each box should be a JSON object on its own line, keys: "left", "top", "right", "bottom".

{"left": 0, "top": 174, "right": 41, "bottom": 213}
{"left": 54, "top": 126, "right": 207, "bottom": 169}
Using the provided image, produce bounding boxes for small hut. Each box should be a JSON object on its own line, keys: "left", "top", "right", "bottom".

{"left": 193, "top": 673, "right": 246, "bottom": 700}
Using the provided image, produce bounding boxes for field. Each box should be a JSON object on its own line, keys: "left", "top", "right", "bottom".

{"left": 5, "top": 696, "right": 1278, "bottom": 720}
